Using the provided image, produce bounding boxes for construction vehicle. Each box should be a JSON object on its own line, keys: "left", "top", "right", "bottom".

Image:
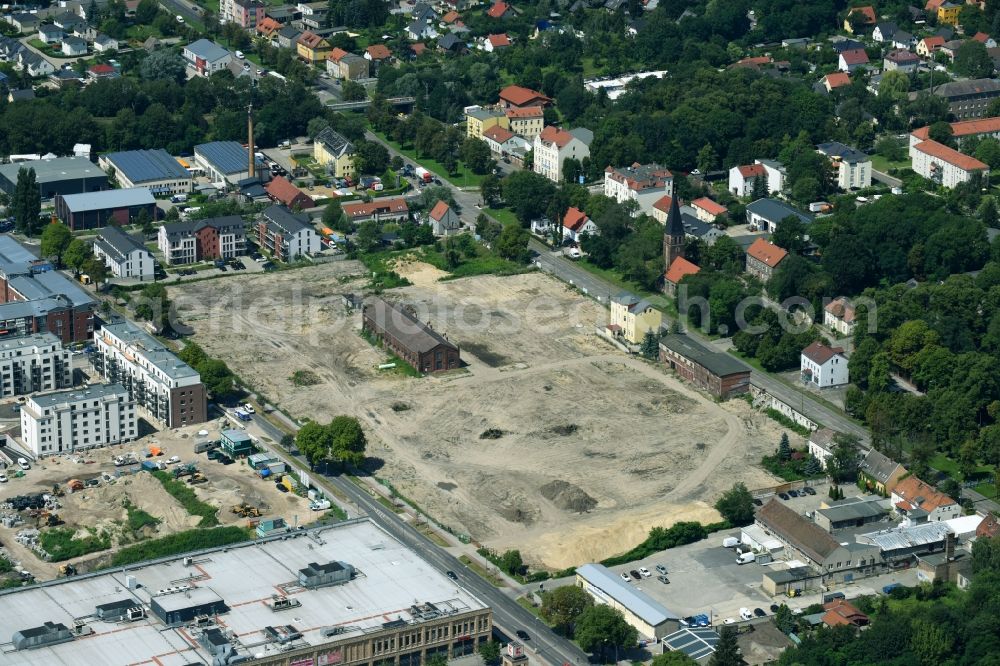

{"left": 187, "top": 473, "right": 208, "bottom": 485}
{"left": 58, "top": 563, "right": 77, "bottom": 577}
{"left": 173, "top": 463, "right": 197, "bottom": 479}
{"left": 230, "top": 503, "right": 261, "bottom": 517}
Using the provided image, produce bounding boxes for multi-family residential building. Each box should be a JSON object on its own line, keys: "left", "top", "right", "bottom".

{"left": 325, "top": 48, "right": 369, "bottom": 80}
{"left": 609, "top": 294, "right": 662, "bottom": 344}
{"left": 891, "top": 476, "right": 961, "bottom": 525}
{"left": 728, "top": 163, "right": 766, "bottom": 196}
{"left": 910, "top": 116, "right": 1000, "bottom": 149}
{"left": 221, "top": 0, "right": 265, "bottom": 27}
{"left": 296, "top": 30, "right": 331, "bottom": 63}
{"left": 313, "top": 127, "right": 356, "bottom": 179}
{"left": 816, "top": 141, "right": 871, "bottom": 190}
{"left": 532, "top": 125, "right": 593, "bottom": 182}
{"left": 257, "top": 205, "right": 320, "bottom": 261}
{"left": 603, "top": 163, "right": 673, "bottom": 215}
{"left": 909, "top": 139, "right": 989, "bottom": 188}
{"left": 465, "top": 105, "right": 509, "bottom": 139}
{"left": 824, "top": 297, "right": 857, "bottom": 336}
{"left": 916, "top": 78, "right": 1000, "bottom": 119}
{"left": 92, "top": 320, "right": 207, "bottom": 428}
{"left": 20, "top": 383, "right": 136, "bottom": 457}
{"left": 157, "top": 217, "right": 247, "bottom": 265}
{"left": 0, "top": 236, "right": 95, "bottom": 344}
{"left": 182, "top": 39, "right": 233, "bottom": 77}
{"left": 505, "top": 106, "right": 543, "bottom": 139}
{"left": 342, "top": 198, "right": 410, "bottom": 225}
{"left": 94, "top": 226, "right": 156, "bottom": 281}
{"left": 800, "top": 341, "right": 848, "bottom": 388}
{"left": 0, "top": 333, "right": 71, "bottom": 398}
{"left": 98, "top": 149, "right": 193, "bottom": 197}
{"left": 690, "top": 197, "right": 727, "bottom": 223}
{"left": 745, "top": 238, "right": 787, "bottom": 283}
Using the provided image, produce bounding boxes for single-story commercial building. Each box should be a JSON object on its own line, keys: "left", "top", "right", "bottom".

{"left": 761, "top": 566, "right": 823, "bottom": 597}
{"left": 813, "top": 497, "right": 891, "bottom": 533}
{"left": 194, "top": 141, "right": 265, "bottom": 186}
{"left": 220, "top": 429, "right": 254, "bottom": 458}
{"left": 54, "top": 187, "right": 157, "bottom": 230}
{"left": 0, "top": 156, "right": 108, "bottom": 199}
{"left": 98, "top": 149, "right": 193, "bottom": 197}
{"left": 658, "top": 334, "right": 750, "bottom": 399}
{"left": 575, "top": 563, "right": 681, "bottom": 639}
{"left": 362, "top": 298, "right": 460, "bottom": 374}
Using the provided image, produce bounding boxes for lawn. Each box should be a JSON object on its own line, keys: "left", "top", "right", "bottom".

{"left": 370, "top": 128, "right": 485, "bottom": 188}
{"left": 870, "top": 154, "right": 909, "bottom": 173}
{"left": 484, "top": 207, "right": 519, "bottom": 227}
{"left": 573, "top": 259, "right": 660, "bottom": 300}
{"left": 458, "top": 555, "right": 506, "bottom": 588}
{"left": 417, "top": 244, "right": 528, "bottom": 280}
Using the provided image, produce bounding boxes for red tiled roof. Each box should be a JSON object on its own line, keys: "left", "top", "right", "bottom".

{"left": 256, "top": 16, "right": 281, "bottom": 35}
{"left": 821, "top": 600, "right": 869, "bottom": 628}
{"left": 429, "top": 200, "right": 451, "bottom": 221}
{"left": 486, "top": 1, "right": 510, "bottom": 18}
{"left": 506, "top": 106, "right": 543, "bottom": 119}
{"left": 801, "top": 341, "right": 845, "bottom": 365}
{"left": 847, "top": 5, "right": 876, "bottom": 24}
{"left": 298, "top": 31, "right": 327, "bottom": 49}
{"left": 665, "top": 256, "right": 700, "bottom": 284}
{"left": 977, "top": 513, "right": 999, "bottom": 538}
{"left": 562, "top": 206, "right": 589, "bottom": 231}
{"left": 913, "top": 139, "right": 989, "bottom": 171}
{"left": 914, "top": 116, "right": 1000, "bottom": 143}
{"left": 825, "top": 72, "right": 851, "bottom": 88}
{"left": 691, "top": 197, "right": 726, "bottom": 216}
{"left": 366, "top": 44, "right": 392, "bottom": 60}
{"left": 442, "top": 10, "right": 460, "bottom": 23}
{"left": 925, "top": 0, "right": 945, "bottom": 10}
{"left": 483, "top": 125, "right": 515, "bottom": 143}
{"left": 893, "top": 476, "right": 957, "bottom": 512}
{"left": 265, "top": 176, "right": 314, "bottom": 209}
{"left": 538, "top": 125, "right": 575, "bottom": 148}
{"left": 746, "top": 238, "right": 788, "bottom": 268}
{"left": 328, "top": 47, "right": 349, "bottom": 63}
{"left": 921, "top": 35, "right": 945, "bottom": 49}
{"left": 410, "top": 42, "right": 427, "bottom": 56}
{"left": 973, "top": 32, "right": 991, "bottom": 43}
{"left": 840, "top": 48, "right": 869, "bottom": 65}
{"left": 342, "top": 197, "right": 409, "bottom": 218}
{"left": 886, "top": 49, "right": 919, "bottom": 63}
{"left": 89, "top": 64, "right": 114, "bottom": 74}
{"left": 499, "top": 84, "right": 550, "bottom": 107}
{"left": 487, "top": 33, "right": 511, "bottom": 47}
{"left": 736, "top": 163, "right": 766, "bottom": 179}
{"left": 825, "top": 297, "right": 856, "bottom": 323}
{"left": 653, "top": 195, "right": 673, "bottom": 214}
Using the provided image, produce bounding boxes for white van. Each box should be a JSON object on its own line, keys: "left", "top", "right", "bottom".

{"left": 722, "top": 536, "right": 740, "bottom": 549}
{"left": 736, "top": 552, "right": 755, "bottom": 565}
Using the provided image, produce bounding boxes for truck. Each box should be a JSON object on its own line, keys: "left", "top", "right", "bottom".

{"left": 194, "top": 440, "right": 218, "bottom": 454}
{"left": 722, "top": 536, "right": 740, "bottom": 549}
{"left": 736, "top": 552, "right": 756, "bottom": 565}
{"left": 415, "top": 167, "right": 432, "bottom": 184}
{"left": 140, "top": 460, "right": 159, "bottom": 472}
{"left": 309, "top": 499, "right": 331, "bottom": 511}
{"left": 882, "top": 583, "right": 902, "bottom": 595}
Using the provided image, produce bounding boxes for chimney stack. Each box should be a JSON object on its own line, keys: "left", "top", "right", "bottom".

{"left": 248, "top": 103, "right": 255, "bottom": 179}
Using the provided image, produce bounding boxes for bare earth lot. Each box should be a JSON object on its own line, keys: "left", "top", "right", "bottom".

{"left": 172, "top": 262, "right": 791, "bottom": 569}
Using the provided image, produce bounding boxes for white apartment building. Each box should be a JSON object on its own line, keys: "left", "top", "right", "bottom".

{"left": 94, "top": 226, "right": 156, "bottom": 281}
{"left": 0, "top": 333, "right": 71, "bottom": 398}
{"left": 533, "top": 125, "right": 593, "bottom": 182}
{"left": 800, "top": 341, "right": 849, "bottom": 388}
{"left": 20, "top": 383, "right": 136, "bottom": 457}
{"left": 603, "top": 162, "right": 673, "bottom": 216}
{"left": 816, "top": 142, "right": 872, "bottom": 190}
{"left": 157, "top": 217, "right": 247, "bottom": 265}
{"left": 258, "top": 205, "right": 321, "bottom": 261}
{"left": 92, "top": 321, "right": 207, "bottom": 427}
{"left": 909, "top": 139, "right": 989, "bottom": 188}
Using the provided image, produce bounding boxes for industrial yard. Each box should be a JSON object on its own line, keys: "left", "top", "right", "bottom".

{"left": 0, "top": 419, "right": 310, "bottom": 582}
{"left": 170, "top": 262, "right": 791, "bottom": 570}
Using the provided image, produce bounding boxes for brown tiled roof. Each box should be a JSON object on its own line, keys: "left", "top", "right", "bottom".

{"left": 483, "top": 125, "right": 514, "bottom": 143}
{"left": 562, "top": 206, "right": 589, "bottom": 231}
{"left": 824, "top": 296, "right": 856, "bottom": 322}
{"left": 840, "top": 48, "right": 869, "bottom": 65}
{"left": 757, "top": 499, "right": 842, "bottom": 564}
{"left": 801, "top": 341, "right": 845, "bottom": 365}
{"left": 429, "top": 200, "right": 451, "bottom": 221}
{"left": 921, "top": 35, "right": 945, "bottom": 49}
{"left": 691, "top": 197, "right": 726, "bottom": 216}
{"left": 847, "top": 5, "right": 876, "bottom": 24}
{"left": 821, "top": 599, "right": 868, "bottom": 628}
{"left": 366, "top": 44, "right": 392, "bottom": 60}
{"left": 265, "top": 176, "right": 314, "bottom": 209}
{"left": 256, "top": 16, "right": 281, "bottom": 35}
{"left": 342, "top": 197, "right": 408, "bottom": 218}
{"left": 736, "top": 164, "right": 766, "bottom": 178}
{"left": 499, "top": 85, "right": 550, "bottom": 107}
{"left": 487, "top": 33, "right": 510, "bottom": 47}
{"left": 653, "top": 195, "right": 673, "bottom": 214}
{"left": 892, "top": 476, "right": 957, "bottom": 512}
{"left": 977, "top": 513, "right": 999, "bottom": 538}
{"left": 506, "top": 106, "right": 543, "bottom": 119}
{"left": 328, "top": 47, "right": 349, "bottom": 62}
{"left": 537, "top": 125, "right": 574, "bottom": 148}
{"left": 486, "top": 1, "right": 510, "bottom": 17}
{"left": 913, "top": 139, "right": 989, "bottom": 171}
{"left": 746, "top": 238, "right": 788, "bottom": 268}
{"left": 298, "top": 31, "right": 326, "bottom": 48}
{"left": 665, "top": 256, "right": 700, "bottom": 284}
{"left": 825, "top": 72, "right": 851, "bottom": 88}
{"left": 442, "top": 10, "right": 460, "bottom": 22}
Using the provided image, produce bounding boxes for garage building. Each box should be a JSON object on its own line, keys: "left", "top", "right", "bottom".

{"left": 575, "top": 563, "right": 681, "bottom": 639}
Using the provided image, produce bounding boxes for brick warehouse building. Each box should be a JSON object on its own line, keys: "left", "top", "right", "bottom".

{"left": 362, "top": 298, "right": 460, "bottom": 374}
{"left": 54, "top": 187, "right": 159, "bottom": 230}
{"left": 0, "top": 236, "right": 95, "bottom": 343}
{"left": 658, "top": 333, "right": 750, "bottom": 399}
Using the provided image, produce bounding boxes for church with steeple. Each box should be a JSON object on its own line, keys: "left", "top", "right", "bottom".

{"left": 662, "top": 196, "right": 700, "bottom": 296}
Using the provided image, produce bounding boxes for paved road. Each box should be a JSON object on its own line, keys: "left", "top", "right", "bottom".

{"left": 871, "top": 169, "right": 902, "bottom": 189}
{"left": 158, "top": 0, "right": 202, "bottom": 25}
{"left": 235, "top": 409, "right": 589, "bottom": 666}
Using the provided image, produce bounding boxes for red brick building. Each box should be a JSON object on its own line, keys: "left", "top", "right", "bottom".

{"left": 658, "top": 333, "right": 750, "bottom": 399}
{"left": 362, "top": 298, "right": 460, "bottom": 374}
{"left": 265, "top": 175, "right": 315, "bottom": 210}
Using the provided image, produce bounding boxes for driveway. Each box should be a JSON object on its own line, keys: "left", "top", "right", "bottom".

{"left": 18, "top": 36, "right": 85, "bottom": 68}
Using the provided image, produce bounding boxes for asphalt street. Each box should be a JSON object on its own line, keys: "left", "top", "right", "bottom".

{"left": 229, "top": 409, "right": 588, "bottom": 666}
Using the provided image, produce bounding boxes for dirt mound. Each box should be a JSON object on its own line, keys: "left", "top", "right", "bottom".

{"left": 539, "top": 480, "right": 597, "bottom": 513}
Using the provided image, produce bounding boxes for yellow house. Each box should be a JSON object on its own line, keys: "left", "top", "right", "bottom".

{"left": 466, "top": 106, "right": 509, "bottom": 139}
{"left": 296, "top": 30, "right": 331, "bottom": 63}
{"left": 937, "top": 2, "right": 962, "bottom": 25}
{"left": 313, "top": 127, "right": 356, "bottom": 179}
{"left": 609, "top": 293, "right": 663, "bottom": 344}
{"left": 842, "top": 5, "right": 876, "bottom": 33}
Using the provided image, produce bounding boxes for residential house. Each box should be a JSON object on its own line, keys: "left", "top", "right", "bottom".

{"left": 313, "top": 127, "right": 356, "bottom": 179}
{"left": 265, "top": 176, "right": 314, "bottom": 210}
{"left": 824, "top": 297, "right": 857, "bottom": 336}
{"left": 821, "top": 600, "right": 869, "bottom": 628}
{"left": 62, "top": 36, "right": 87, "bottom": 56}
{"left": 817, "top": 141, "right": 871, "bottom": 190}
{"left": 341, "top": 198, "right": 409, "bottom": 224}
{"left": 858, "top": 449, "right": 907, "bottom": 496}
{"left": 275, "top": 26, "right": 302, "bottom": 49}
{"left": 257, "top": 205, "right": 320, "bottom": 261}
{"left": 486, "top": 1, "right": 514, "bottom": 18}
{"left": 658, "top": 333, "right": 750, "bottom": 398}
{"left": 296, "top": 31, "right": 331, "bottom": 63}
{"left": 939, "top": 39, "right": 964, "bottom": 60}
{"left": 745, "top": 198, "right": 811, "bottom": 232}
{"left": 406, "top": 18, "right": 437, "bottom": 40}
{"left": 603, "top": 162, "right": 674, "bottom": 216}
{"left": 87, "top": 63, "right": 119, "bottom": 79}
{"left": 296, "top": 0, "right": 328, "bottom": 28}
{"left": 437, "top": 34, "right": 465, "bottom": 54}
{"left": 93, "top": 226, "right": 155, "bottom": 281}
{"left": 498, "top": 84, "right": 551, "bottom": 110}
{"left": 465, "top": 105, "right": 509, "bottom": 139}
{"left": 533, "top": 125, "right": 593, "bottom": 183}
{"left": 909, "top": 139, "right": 989, "bottom": 188}
{"left": 838, "top": 48, "right": 869, "bottom": 73}
{"left": 936, "top": 1, "right": 962, "bottom": 24}
{"left": 915, "top": 77, "right": 1000, "bottom": 119}
{"left": 17, "top": 51, "right": 54, "bottom": 78}
{"left": 728, "top": 160, "right": 786, "bottom": 196}
{"left": 884, "top": 49, "right": 920, "bottom": 73}
{"left": 872, "top": 21, "right": 898, "bottom": 43}
{"left": 326, "top": 48, "right": 369, "bottom": 80}
{"left": 807, "top": 428, "right": 837, "bottom": 469}
{"left": 745, "top": 238, "right": 787, "bottom": 282}
{"left": 221, "top": 0, "right": 265, "bottom": 28}
{"left": 49, "top": 68, "right": 84, "bottom": 88}
{"left": 910, "top": 116, "right": 1000, "bottom": 149}
{"left": 890, "top": 30, "right": 915, "bottom": 49}
{"left": 608, "top": 294, "right": 662, "bottom": 344}
{"left": 484, "top": 33, "right": 510, "bottom": 51}
{"left": 93, "top": 34, "right": 118, "bottom": 52}
{"left": 52, "top": 12, "right": 83, "bottom": 31}
{"left": 482, "top": 125, "right": 516, "bottom": 155}
{"left": 73, "top": 23, "right": 99, "bottom": 42}
{"left": 690, "top": 197, "right": 727, "bottom": 223}
{"left": 972, "top": 32, "right": 997, "bottom": 48}
{"left": 365, "top": 44, "right": 392, "bottom": 69}
{"left": 823, "top": 72, "right": 851, "bottom": 92}
{"left": 158, "top": 217, "right": 247, "bottom": 264}
{"left": 505, "top": 106, "right": 544, "bottom": 139}
{"left": 800, "top": 341, "right": 848, "bottom": 388}
{"left": 6, "top": 13, "right": 40, "bottom": 33}
{"left": 38, "top": 24, "right": 64, "bottom": 44}
{"left": 843, "top": 5, "right": 876, "bottom": 33}
{"left": 428, "top": 201, "right": 461, "bottom": 236}
{"left": 917, "top": 35, "right": 945, "bottom": 56}
{"left": 183, "top": 39, "right": 233, "bottom": 77}
{"left": 562, "top": 207, "right": 597, "bottom": 242}
{"left": 256, "top": 16, "right": 282, "bottom": 38}
{"left": 891, "top": 476, "right": 961, "bottom": 525}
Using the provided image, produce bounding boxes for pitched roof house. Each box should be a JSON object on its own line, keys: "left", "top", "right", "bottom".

{"left": 801, "top": 341, "right": 848, "bottom": 388}
{"left": 824, "top": 296, "right": 857, "bottom": 336}
{"left": 891, "top": 476, "right": 961, "bottom": 524}
{"left": 265, "top": 175, "right": 315, "bottom": 210}
{"left": 745, "top": 238, "right": 787, "bottom": 282}
{"left": 821, "top": 599, "right": 869, "bottom": 628}
{"left": 858, "top": 449, "right": 907, "bottom": 495}
{"left": 486, "top": 1, "right": 513, "bottom": 18}
{"left": 562, "top": 206, "right": 597, "bottom": 242}
{"left": 428, "top": 200, "right": 461, "bottom": 236}
{"left": 824, "top": 72, "right": 851, "bottom": 92}
{"left": 838, "top": 48, "right": 870, "bottom": 72}
{"left": 498, "top": 84, "right": 551, "bottom": 109}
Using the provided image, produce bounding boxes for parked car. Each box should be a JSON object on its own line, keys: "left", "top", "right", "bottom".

{"left": 753, "top": 608, "right": 766, "bottom": 617}
{"left": 243, "top": 403, "right": 255, "bottom": 414}
{"left": 629, "top": 570, "right": 641, "bottom": 580}
{"left": 17, "top": 458, "right": 30, "bottom": 471}
{"left": 620, "top": 572, "right": 630, "bottom": 582}
{"left": 770, "top": 604, "right": 781, "bottom": 613}
{"left": 739, "top": 608, "right": 754, "bottom": 621}
{"left": 656, "top": 575, "right": 670, "bottom": 584}
{"left": 802, "top": 486, "right": 816, "bottom": 495}
{"left": 655, "top": 564, "right": 667, "bottom": 575}
{"left": 778, "top": 492, "right": 790, "bottom": 500}
{"left": 166, "top": 456, "right": 181, "bottom": 464}
{"left": 788, "top": 489, "right": 799, "bottom": 498}
{"left": 515, "top": 630, "right": 530, "bottom": 641}
{"left": 0, "top": 473, "right": 7, "bottom": 483}
{"left": 638, "top": 567, "right": 651, "bottom": 578}
{"left": 753, "top": 498, "right": 763, "bottom": 506}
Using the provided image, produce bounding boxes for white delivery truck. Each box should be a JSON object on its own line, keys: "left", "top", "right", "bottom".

{"left": 722, "top": 536, "right": 740, "bottom": 549}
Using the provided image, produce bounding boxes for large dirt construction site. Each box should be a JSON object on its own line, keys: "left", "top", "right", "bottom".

{"left": 172, "top": 262, "right": 790, "bottom": 569}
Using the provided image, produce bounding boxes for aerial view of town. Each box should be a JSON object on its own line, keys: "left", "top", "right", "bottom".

{"left": 0, "top": 0, "right": 1000, "bottom": 663}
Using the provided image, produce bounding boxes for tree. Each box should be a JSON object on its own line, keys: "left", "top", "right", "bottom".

{"left": 771, "top": 216, "right": 807, "bottom": 254}
{"left": 974, "top": 138, "right": 1000, "bottom": 169}
{"left": 178, "top": 341, "right": 209, "bottom": 368}
{"left": 81, "top": 257, "right": 108, "bottom": 285}
{"left": 697, "top": 143, "right": 718, "bottom": 174}
{"left": 651, "top": 653, "right": 698, "bottom": 666}
{"left": 826, "top": 435, "right": 860, "bottom": 483}
{"left": 327, "top": 415, "right": 367, "bottom": 468}
{"left": 296, "top": 421, "right": 332, "bottom": 469}
{"left": 640, "top": 329, "right": 660, "bottom": 360}
{"left": 501, "top": 170, "right": 555, "bottom": 223}
{"left": 773, "top": 604, "right": 795, "bottom": 634}
{"left": 135, "top": 0, "right": 159, "bottom": 23}
{"left": 353, "top": 140, "right": 389, "bottom": 175}
{"left": 12, "top": 168, "right": 41, "bottom": 235}
{"left": 802, "top": 455, "right": 822, "bottom": 477}
{"left": 63, "top": 239, "right": 90, "bottom": 274}
{"left": 478, "top": 640, "right": 501, "bottom": 665}
{"left": 574, "top": 605, "right": 638, "bottom": 659}
{"left": 495, "top": 224, "right": 530, "bottom": 262}
{"left": 709, "top": 626, "right": 741, "bottom": 666}
{"left": 875, "top": 137, "right": 905, "bottom": 163}
{"left": 322, "top": 199, "right": 346, "bottom": 231}
{"left": 461, "top": 137, "right": 494, "bottom": 175}
{"left": 954, "top": 40, "right": 995, "bottom": 79}
{"left": 139, "top": 50, "right": 186, "bottom": 83}
{"left": 750, "top": 175, "right": 768, "bottom": 200}
{"left": 497, "top": 549, "right": 525, "bottom": 576}
{"left": 778, "top": 433, "right": 791, "bottom": 460}
{"left": 199, "top": 359, "right": 235, "bottom": 398}
{"left": 480, "top": 174, "right": 502, "bottom": 208}
{"left": 342, "top": 80, "right": 367, "bottom": 101}
{"left": 135, "top": 207, "right": 154, "bottom": 234}
{"left": 714, "top": 482, "right": 755, "bottom": 526}
{"left": 39, "top": 222, "right": 73, "bottom": 267}
{"left": 928, "top": 121, "right": 955, "bottom": 147}
{"left": 540, "top": 585, "right": 593, "bottom": 634}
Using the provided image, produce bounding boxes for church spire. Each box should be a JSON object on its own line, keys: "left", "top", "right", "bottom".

{"left": 665, "top": 194, "right": 684, "bottom": 240}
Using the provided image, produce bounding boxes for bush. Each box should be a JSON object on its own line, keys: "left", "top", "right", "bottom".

{"left": 601, "top": 521, "right": 711, "bottom": 567}
{"left": 39, "top": 528, "right": 112, "bottom": 561}
{"left": 111, "top": 527, "right": 251, "bottom": 566}
{"left": 125, "top": 503, "right": 161, "bottom": 531}
{"left": 150, "top": 471, "right": 219, "bottom": 526}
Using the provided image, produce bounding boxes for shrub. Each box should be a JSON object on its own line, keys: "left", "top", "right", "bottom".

{"left": 39, "top": 528, "right": 111, "bottom": 561}
{"left": 150, "top": 471, "right": 219, "bottom": 527}
{"left": 111, "top": 527, "right": 251, "bottom": 566}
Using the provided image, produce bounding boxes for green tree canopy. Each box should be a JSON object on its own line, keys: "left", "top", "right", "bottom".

{"left": 540, "top": 585, "right": 593, "bottom": 634}
{"left": 714, "top": 482, "right": 755, "bottom": 526}
{"left": 39, "top": 222, "right": 73, "bottom": 267}
{"left": 574, "top": 605, "right": 638, "bottom": 658}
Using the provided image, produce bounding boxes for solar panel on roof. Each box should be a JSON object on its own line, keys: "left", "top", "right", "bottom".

{"left": 106, "top": 149, "right": 189, "bottom": 183}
